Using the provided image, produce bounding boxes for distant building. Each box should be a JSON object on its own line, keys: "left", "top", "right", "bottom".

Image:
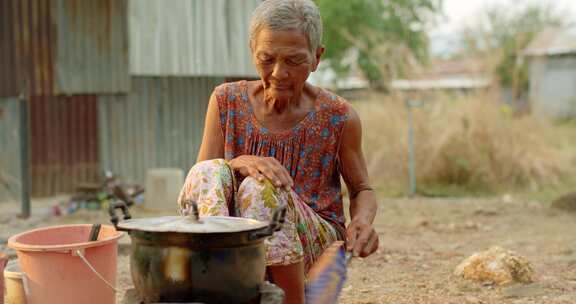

{"left": 524, "top": 27, "right": 576, "bottom": 118}
{"left": 308, "top": 48, "right": 370, "bottom": 96}
{"left": 391, "top": 57, "right": 491, "bottom": 94}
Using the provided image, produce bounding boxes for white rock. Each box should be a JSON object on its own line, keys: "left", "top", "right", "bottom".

{"left": 454, "top": 246, "right": 535, "bottom": 285}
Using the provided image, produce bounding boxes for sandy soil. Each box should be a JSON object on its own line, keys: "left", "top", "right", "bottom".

{"left": 1, "top": 195, "right": 575, "bottom": 303}
{"left": 340, "top": 197, "right": 576, "bottom": 304}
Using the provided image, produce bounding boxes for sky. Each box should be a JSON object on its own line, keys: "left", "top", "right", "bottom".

{"left": 429, "top": 0, "right": 576, "bottom": 56}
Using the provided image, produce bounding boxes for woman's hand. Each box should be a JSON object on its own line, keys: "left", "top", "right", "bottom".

{"left": 229, "top": 155, "right": 294, "bottom": 188}
{"left": 346, "top": 217, "right": 379, "bottom": 257}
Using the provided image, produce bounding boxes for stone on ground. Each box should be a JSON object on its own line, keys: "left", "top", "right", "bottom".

{"left": 453, "top": 246, "right": 535, "bottom": 285}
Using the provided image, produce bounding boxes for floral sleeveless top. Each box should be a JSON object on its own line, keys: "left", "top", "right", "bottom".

{"left": 215, "top": 80, "right": 350, "bottom": 236}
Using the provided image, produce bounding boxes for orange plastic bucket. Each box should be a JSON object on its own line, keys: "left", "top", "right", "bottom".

{"left": 0, "top": 252, "right": 8, "bottom": 304}
{"left": 7, "top": 224, "right": 124, "bottom": 304}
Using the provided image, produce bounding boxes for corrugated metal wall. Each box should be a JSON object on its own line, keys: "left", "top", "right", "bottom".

{"left": 30, "top": 95, "right": 100, "bottom": 196}
{"left": 0, "top": 1, "right": 19, "bottom": 97}
{"left": 98, "top": 77, "right": 224, "bottom": 184}
{"left": 0, "top": 0, "right": 129, "bottom": 197}
{"left": 0, "top": 0, "right": 129, "bottom": 97}
{"left": 129, "top": 0, "right": 259, "bottom": 77}
{"left": 0, "top": 98, "right": 22, "bottom": 202}
{"left": 55, "top": 0, "right": 130, "bottom": 94}
{"left": 529, "top": 55, "right": 576, "bottom": 117}
{"left": 2, "top": 0, "right": 257, "bottom": 198}
{"left": 0, "top": 0, "right": 55, "bottom": 97}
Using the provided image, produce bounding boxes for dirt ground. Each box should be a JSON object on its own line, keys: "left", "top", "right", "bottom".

{"left": 340, "top": 197, "right": 576, "bottom": 304}
{"left": 1, "top": 195, "right": 576, "bottom": 303}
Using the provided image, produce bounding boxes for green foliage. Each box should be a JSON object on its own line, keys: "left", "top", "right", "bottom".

{"left": 315, "top": 0, "right": 442, "bottom": 90}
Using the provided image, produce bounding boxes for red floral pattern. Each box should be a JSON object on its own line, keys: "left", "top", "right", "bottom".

{"left": 215, "top": 80, "right": 349, "bottom": 238}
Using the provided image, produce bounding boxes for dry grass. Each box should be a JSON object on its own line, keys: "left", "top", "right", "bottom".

{"left": 354, "top": 91, "right": 576, "bottom": 196}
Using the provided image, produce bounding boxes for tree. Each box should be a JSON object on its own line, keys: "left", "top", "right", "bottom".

{"left": 315, "top": 0, "right": 442, "bottom": 91}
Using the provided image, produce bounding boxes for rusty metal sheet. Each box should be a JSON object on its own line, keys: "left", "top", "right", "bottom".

{"left": 0, "top": 1, "right": 20, "bottom": 97}
{"left": 54, "top": 0, "right": 130, "bottom": 94}
{"left": 0, "top": 0, "right": 129, "bottom": 98}
{"left": 0, "top": 0, "right": 55, "bottom": 97}
{"left": 29, "top": 95, "right": 100, "bottom": 197}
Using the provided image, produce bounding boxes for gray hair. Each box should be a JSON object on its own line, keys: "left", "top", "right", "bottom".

{"left": 249, "top": 0, "right": 323, "bottom": 53}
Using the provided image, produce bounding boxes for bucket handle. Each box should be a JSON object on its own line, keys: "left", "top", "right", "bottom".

{"left": 74, "top": 249, "right": 120, "bottom": 293}
{"left": 22, "top": 272, "right": 30, "bottom": 297}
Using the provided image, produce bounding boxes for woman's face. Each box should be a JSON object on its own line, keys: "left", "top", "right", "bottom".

{"left": 252, "top": 27, "right": 323, "bottom": 102}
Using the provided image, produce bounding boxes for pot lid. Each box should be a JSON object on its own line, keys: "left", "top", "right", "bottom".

{"left": 117, "top": 215, "right": 269, "bottom": 233}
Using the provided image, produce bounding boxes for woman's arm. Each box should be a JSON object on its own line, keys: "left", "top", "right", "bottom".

{"left": 339, "top": 105, "right": 379, "bottom": 257}
{"left": 196, "top": 92, "right": 225, "bottom": 162}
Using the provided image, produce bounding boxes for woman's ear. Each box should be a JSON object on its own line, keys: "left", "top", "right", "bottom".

{"left": 312, "top": 46, "right": 325, "bottom": 72}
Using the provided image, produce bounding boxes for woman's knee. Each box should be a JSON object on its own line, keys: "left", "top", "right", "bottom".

{"left": 238, "top": 176, "right": 261, "bottom": 193}
{"left": 237, "top": 177, "right": 263, "bottom": 210}
{"left": 180, "top": 159, "right": 230, "bottom": 200}
{"left": 237, "top": 177, "right": 290, "bottom": 214}
{"left": 238, "top": 177, "right": 282, "bottom": 199}
{"left": 188, "top": 158, "right": 228, "bottom": 175}
{"left": 183, "top": 158, "right": 232, "bottom": 186}
{"left": 178, "top": 158, "right": 233, "bottom": 215}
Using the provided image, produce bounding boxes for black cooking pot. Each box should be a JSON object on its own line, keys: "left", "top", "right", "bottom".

{"left": 109, "top": 200, "right": 286, "bottom": 304}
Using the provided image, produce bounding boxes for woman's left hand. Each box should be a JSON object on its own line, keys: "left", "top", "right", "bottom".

{"left": 346, "top": 218, "right": 379, "bottom": 257}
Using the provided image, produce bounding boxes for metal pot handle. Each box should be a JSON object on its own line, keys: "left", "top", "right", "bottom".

{"left": 181, "top": 198, "right": 200, "bottom": 221}
{"left": 109, "top": 200, "right": 132, "bottom": 230}
{"left": 248, "top": 206, "right": 287, "bottom": 241}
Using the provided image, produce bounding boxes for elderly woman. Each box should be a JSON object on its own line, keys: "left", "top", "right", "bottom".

{"left": 177, "top": 0, "right": 378, "bottom": 302}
